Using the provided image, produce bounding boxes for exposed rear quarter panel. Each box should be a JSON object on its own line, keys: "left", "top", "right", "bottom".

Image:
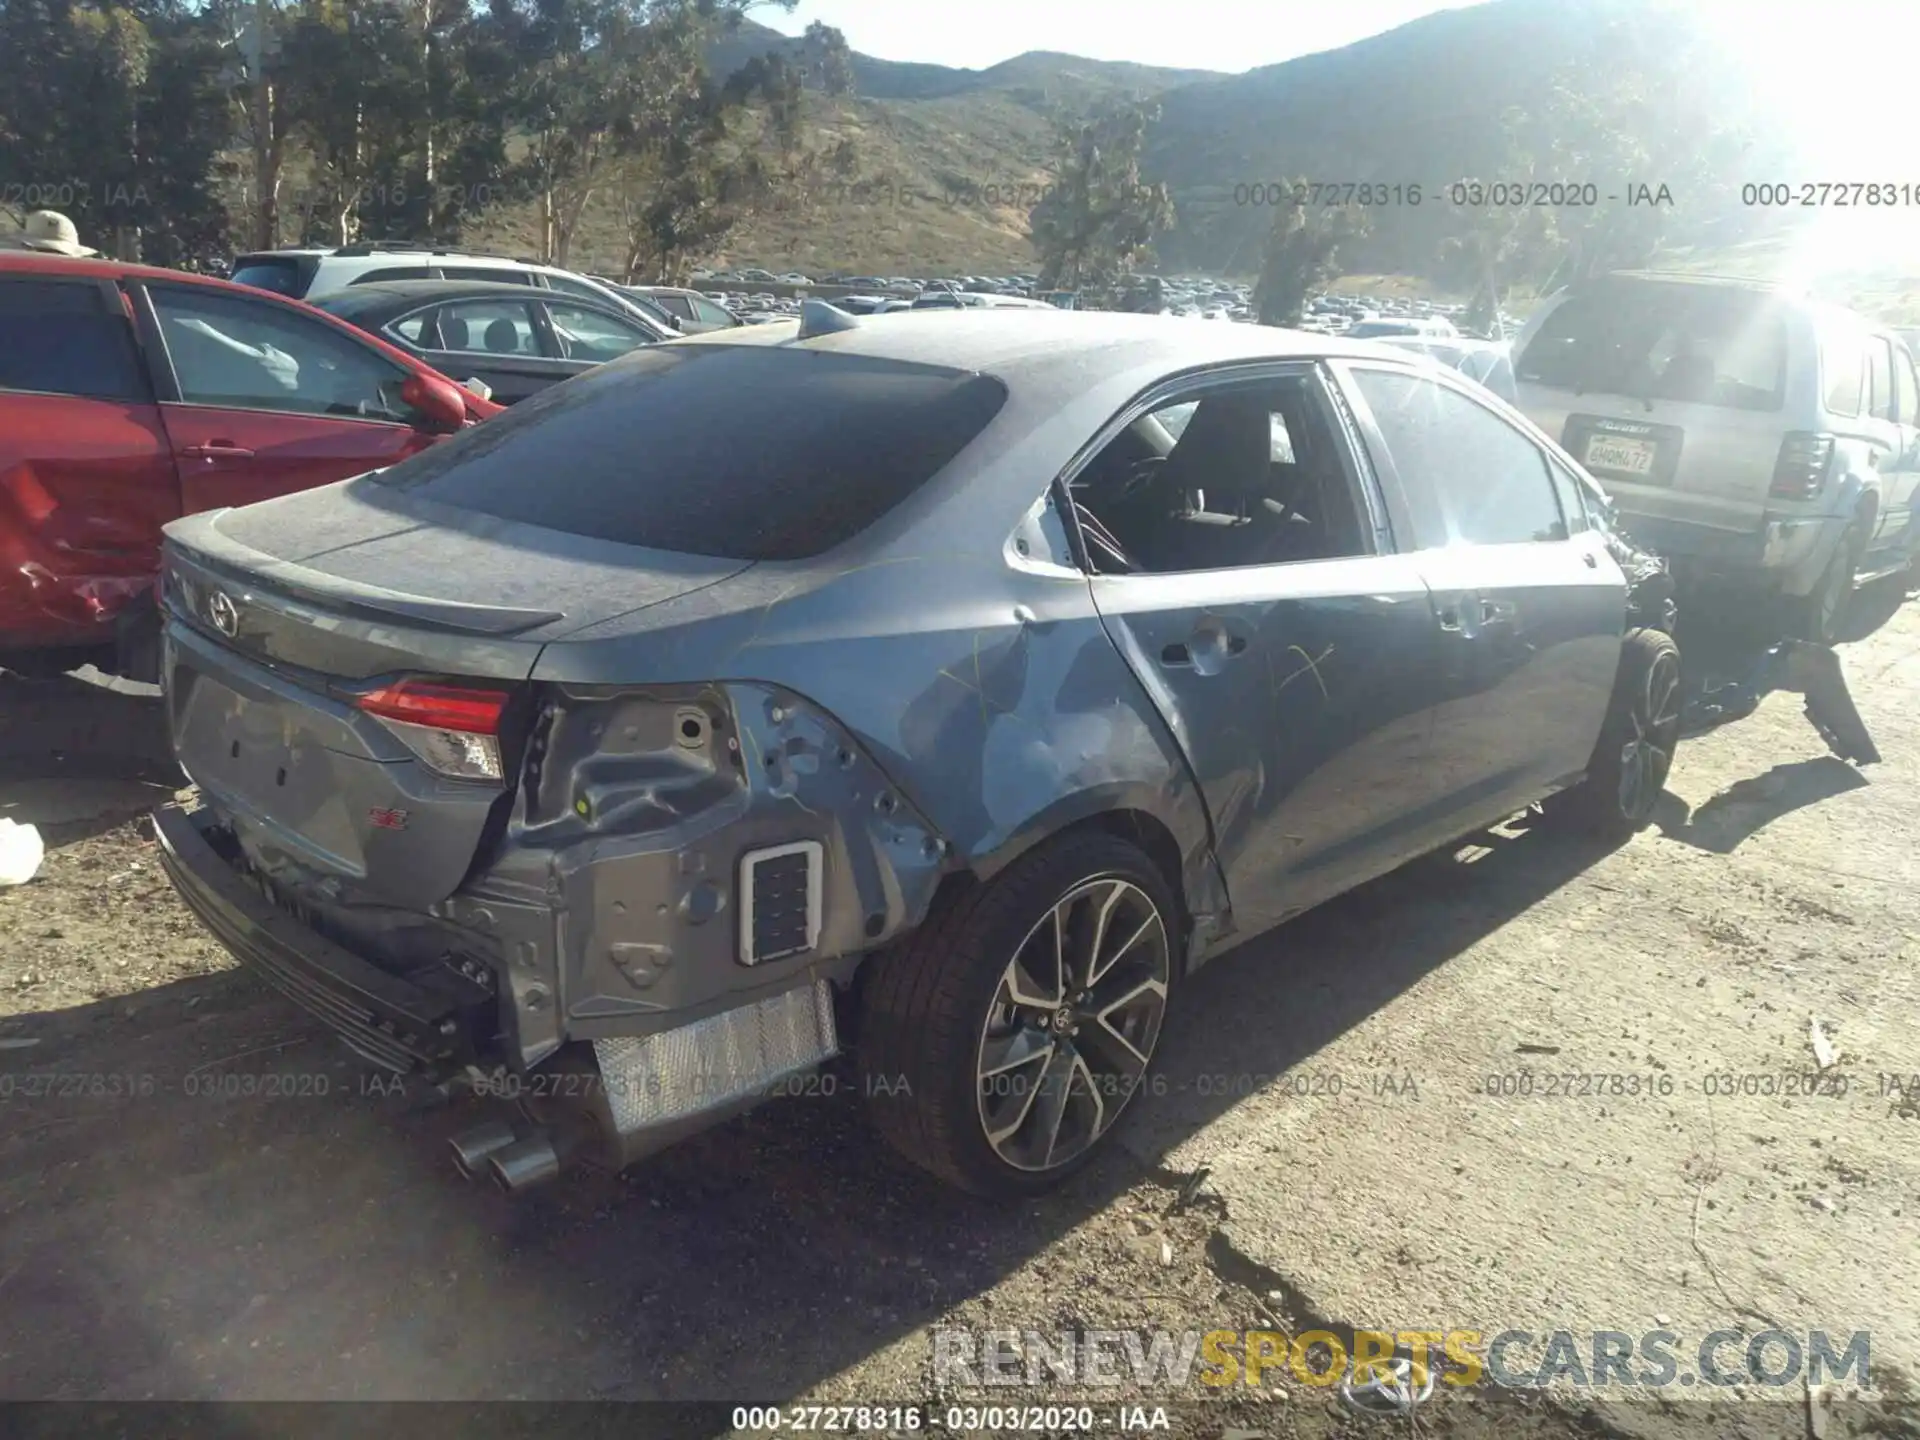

{"left": 534, "top": 553, "right": 1228, "bottom": 950}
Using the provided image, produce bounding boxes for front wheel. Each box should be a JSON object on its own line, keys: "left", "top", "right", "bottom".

{"left": 1559, "top": 627, "right": 1682, "bottom": 841}
{"left": 858, "top": 831, "right": 1177, "bottom": 1197}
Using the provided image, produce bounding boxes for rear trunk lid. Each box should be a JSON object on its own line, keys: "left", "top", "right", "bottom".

{"left": 162, "top": 479, "right": 753, "bottom": 909}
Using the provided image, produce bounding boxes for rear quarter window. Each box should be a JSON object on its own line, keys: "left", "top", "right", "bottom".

{"left": 0, "top": 279, "right": 147, "bottom": 402}
{"left": 367, "top": 346, "right": 1009, "bottom": 560}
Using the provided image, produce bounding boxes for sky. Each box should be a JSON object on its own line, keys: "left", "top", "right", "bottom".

{"left": 759, "top": 0, "right": 1484, "bottom": 75}
{"left": 760, "top": 0, "right": 1920, "bottom": 275}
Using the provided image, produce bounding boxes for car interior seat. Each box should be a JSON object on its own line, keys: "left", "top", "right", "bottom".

{"left": 1129, "top": 393, "right": 1278, "bottom": 571}
{"left": 483, "top": 318, "right": 521, "bottom": 354}
{"left": 437, "top": 314, "right": 470, "bottom": 351}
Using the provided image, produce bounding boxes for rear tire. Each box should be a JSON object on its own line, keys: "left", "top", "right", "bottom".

{"left": 1560, "top": 627, "right": 1681, "bottom": 841}
{"left": 1789, "top": 525, "right": 1860, "bottom": 645}
{"left": 858, "top": 831, "right": 1177, "bottom": 1197}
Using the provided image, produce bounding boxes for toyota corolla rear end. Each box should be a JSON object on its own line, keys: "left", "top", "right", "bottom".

{"left": 153, "top": 337, "right": 1008, "bottom": 1189}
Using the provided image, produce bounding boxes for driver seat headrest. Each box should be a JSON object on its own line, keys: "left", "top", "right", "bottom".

{"left": 1160, "top": 394, "right": 1274, "bottom": 501}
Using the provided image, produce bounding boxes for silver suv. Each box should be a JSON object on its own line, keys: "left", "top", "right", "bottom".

{"left": 229, "top": 244, "right": 681, "bottom": 336}
{"left": 1513, "top": 272, "right": 1920, "bottom": 641}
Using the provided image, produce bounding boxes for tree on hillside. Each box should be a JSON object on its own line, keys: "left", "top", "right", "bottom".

{"left": 611, "top": 31, "right": 857, "bottom": 283}
{"left": 471, "top": 0, "right": 795, "bottom": 268}
{"left": 1522, "top": 8, "right": 1758, "bottom": 286}
{"left": 0, "top": 0, "right": 230, "bottom": 260}
{"left": 1028, "top": 97, "right": 1175, "bottom": 291}
{"left": 1252, "top": 184, "right": 1370, "bottom": 327}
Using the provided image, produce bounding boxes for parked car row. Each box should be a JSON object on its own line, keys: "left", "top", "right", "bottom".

{"left": 229, "top": 244, "right": 682, "bottom": 337}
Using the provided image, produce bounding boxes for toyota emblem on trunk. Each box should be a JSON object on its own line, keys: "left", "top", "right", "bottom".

{"left": 207, "top": 591, "right": 239, "bottom": 637}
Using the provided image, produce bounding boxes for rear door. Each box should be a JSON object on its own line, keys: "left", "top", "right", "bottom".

{"left": 136, "top": 279, "right": 445, "bottom": 512}
{"left": 1076, "top": 366, "right": 1449, "bottom": 926}
{"left": 412, "top": 296, "right": 575, "bottom": 404}
{"left": 0, "top": 271, "right": 181, "bottom": 647}
{"left": 1342, "top": 364, "right": 1627, "bottom": 832}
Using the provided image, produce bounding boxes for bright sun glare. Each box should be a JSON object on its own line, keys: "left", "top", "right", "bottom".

{"left": 1693, "top": 0, "right": 1920, "bottom": 285}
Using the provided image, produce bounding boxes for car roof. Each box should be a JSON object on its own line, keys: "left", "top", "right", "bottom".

{"left": 314, "top": 278, "right": 593, "bottom": 312}
{"left": 0, "top": 250, "right": 241, "bottom": 288}
{"left": 675, "top": 308, "right": 1420, "bottom": 383}
{"left": 239, "top": 247, "right": 528, "bottom": 262}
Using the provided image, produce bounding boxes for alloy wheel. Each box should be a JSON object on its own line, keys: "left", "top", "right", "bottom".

{"left": 1616, "top": 648, "right": 1682, "bottom": 820}
{"left": 975, "top": 877, "right": 1171, "bottom": 1173}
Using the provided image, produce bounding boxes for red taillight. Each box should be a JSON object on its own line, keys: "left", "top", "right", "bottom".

{"left": 356, "top": 680, "right": 508, "bottom": 782}
{"left": 1770, "top": 432, "right": 1834, "bottom": 501}
{"left": 357, "top": 680, "right": 505, "bottom": 735}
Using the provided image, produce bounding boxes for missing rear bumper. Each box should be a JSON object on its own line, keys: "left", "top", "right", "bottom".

{"left": 152, "top": 803, "right": 490, "bottom": 1075}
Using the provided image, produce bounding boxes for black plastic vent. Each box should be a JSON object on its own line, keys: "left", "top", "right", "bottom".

{"left": 740, "top": 842, "right": 822, "bottom": 965}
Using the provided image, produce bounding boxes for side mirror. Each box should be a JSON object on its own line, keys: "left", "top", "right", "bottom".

{"left": 400, "top": 371, "right": 472, "bottom": 430}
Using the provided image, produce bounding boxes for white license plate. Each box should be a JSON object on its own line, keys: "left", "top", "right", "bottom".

{"left": 1584, "top": 434, "right": 1657, "bottom": 476}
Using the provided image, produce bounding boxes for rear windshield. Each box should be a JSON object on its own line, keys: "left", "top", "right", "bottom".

{"left": 1516, "top": 283, "right": 1788, "bottom": 412}
{"left": 229, "top": 256, "right": 312, "bottom": 298}
{"left": 367, "top": 345, "right": 1009, "bottom": 561}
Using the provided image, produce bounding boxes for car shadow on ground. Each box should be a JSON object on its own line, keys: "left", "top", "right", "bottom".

{"left": 1838, "top": 572, "right": 1918, "bottom": 645}
{"left": 1650, "top": 755, "right": 1869, "bottom": 855}
{"left": 0, "top": 679, "right": 1634, "bottom": 1409}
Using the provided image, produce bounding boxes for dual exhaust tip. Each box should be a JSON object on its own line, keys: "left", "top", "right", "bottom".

{"left": 449, "top": 1119, "right": 565, "bottom": 1193}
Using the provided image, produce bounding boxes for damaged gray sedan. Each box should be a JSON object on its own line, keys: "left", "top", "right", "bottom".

{"left": 153, "top": 306, "right": 1680, "bottom": 1197}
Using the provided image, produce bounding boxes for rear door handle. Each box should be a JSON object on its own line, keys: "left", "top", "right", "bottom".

{"left": 1437, "top": 606, "right": 1464, "bottom": 632}
{"left": 180, "top": 443, "right": 256, "bottom": 460}
{"left": 1480, "top": 597, "right": 1517, "bottom": 624}
{"left": 1159, "top": 631, "right": 1248, "bottom": 667}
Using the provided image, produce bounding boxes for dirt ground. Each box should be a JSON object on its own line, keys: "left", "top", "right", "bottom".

{"left": 3, "top": 596, "right": 1919, "bottom": 1440}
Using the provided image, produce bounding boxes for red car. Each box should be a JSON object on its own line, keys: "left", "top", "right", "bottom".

{"left": 0, "top": 251, "right": 502, "bottom": 678}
